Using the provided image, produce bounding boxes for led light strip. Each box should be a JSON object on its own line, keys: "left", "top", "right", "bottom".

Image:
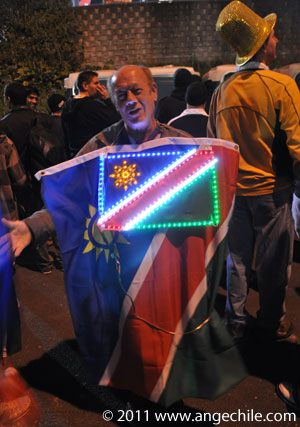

{"left": 97, "top": 149, "right": 197, "bottom": 227}
{"left": 108, "top": 151, "right": 183, "bottom": 160}
{"left": 123, "top": 158, "right": 218, "bottom": 231}
{"left": 211, "top": 167, "right": 220, "bottom": 224}
{"left": 134, "top": 221, "right": 214, "bottom": 230}
{"left": 98, "top": 156, "right": 105, "bottom": 216}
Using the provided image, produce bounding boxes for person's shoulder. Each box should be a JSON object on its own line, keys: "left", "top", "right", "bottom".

{"left": 10, "top": 107, "right": 36, "bottom": 125}
{"left": 79, "top": 96, "right": 109, "bottom": 113}
{"left": 159, "top": 122, "right": 193, "bottom": 138}
{"left": 66, "top": 96, "right": 92, "bottom": 111}
{"left": 259, "top": 69, "right": 297, "bottom": 86}
{"left": 0, "top": 132, "right": 14, "bottom": 155}
{"left": 157, "top": 96, "right": 169, "bottom": 106}
{"left": 259, "top": 70, "right": 300, "bottom": 99}
{"left": 0, "top": 112, "right": 10, "bottom": 122}
{"left": 101, "top": 120, "right": 125, "bottom": 144}
{"left": 77, "top": 120, "right": 124, "bottom": 156}
{"left": 0, "top": 132, "right": 8, "bottom": 145}
{"left": 12, "top": 106, "right": 35, "bottom": 115}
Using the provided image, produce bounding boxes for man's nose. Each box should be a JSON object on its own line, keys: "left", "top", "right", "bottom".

{"left": 126, "top": 91, "right": 137, "bottom": 103}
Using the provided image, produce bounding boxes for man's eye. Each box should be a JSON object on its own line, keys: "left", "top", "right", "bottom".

{"left": 118, "top": 93, "right": 127, "bottom": 101}
{"left": 133, "top": 89, "right": 142, "bottom": 95}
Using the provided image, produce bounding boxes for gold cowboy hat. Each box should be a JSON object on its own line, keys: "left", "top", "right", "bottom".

{"left": 216, "top": 1, "right": 277, "bottom": 66}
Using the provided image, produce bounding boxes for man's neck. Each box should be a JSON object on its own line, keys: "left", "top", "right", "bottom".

{"left": 74, "top": 91, "right": 89, "bottom": 99}
{"left": 126, "top": 120, "right": 158, "bottom": 144}
{"left": 186, "top": 104, "right": 206, "bottom": 110}
{"left": 237, "top": 61, "right": 269, "bottom": 71}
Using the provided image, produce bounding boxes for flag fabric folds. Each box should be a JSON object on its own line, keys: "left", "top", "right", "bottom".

{"left": 39, "top": 137, "right": 247, "bottom": 407}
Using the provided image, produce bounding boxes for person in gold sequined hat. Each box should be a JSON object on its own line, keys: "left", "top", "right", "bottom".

{"left": 208, "top": 1, "right": 300, "bottom": 350}
{"left": 216, "top": 0, "right": 276, "bottom": 66}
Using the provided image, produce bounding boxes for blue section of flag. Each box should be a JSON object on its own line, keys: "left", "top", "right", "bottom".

{"left": 41, "top": 155, "right": 158, "bottom": 382}
{"left": 104, "top": 149, "right": 188, "bottom": 210}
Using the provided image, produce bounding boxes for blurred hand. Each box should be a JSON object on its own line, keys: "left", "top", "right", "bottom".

{"left": 292, "top": 193, "right": 300, "bottom": 238}
{"left": 2, "top": 219, "right": 32, "bottom": 257}
{"left": 97, "top": 84, "right": 110, "bottom": 100}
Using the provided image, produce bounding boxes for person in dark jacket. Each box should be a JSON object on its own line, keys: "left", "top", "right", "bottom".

{"left": 0, "top": 82, "right": 36, "bottom": 175}
{"left": 155, "top": 68, "right": 193, "bottom": 124}
{"left": 62, "top": 70, "right": 121, "bottom": 158}
{"left": 168, "top": 81, "right": 208, "bottom": 137}
{"left": 0, "top": 82, "right": 54, "bottom": 273}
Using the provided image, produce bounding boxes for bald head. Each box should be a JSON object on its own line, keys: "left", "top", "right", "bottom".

{"left": 108, "top": 65, "right": 155, "bottom": 104}
{"left": 107, "top": 65, "right": 158, "bottom": 137}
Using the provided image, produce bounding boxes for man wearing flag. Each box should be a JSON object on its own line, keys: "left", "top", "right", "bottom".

{"left": 3, "top": 65, "right": 246, "bottom": 407}
{"left": 4, "top": 65, "right": 190, "bottom": 253}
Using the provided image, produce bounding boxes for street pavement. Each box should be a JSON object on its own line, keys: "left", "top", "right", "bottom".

{"left": 8, "top": 241, "right": 300, "bottom": 426}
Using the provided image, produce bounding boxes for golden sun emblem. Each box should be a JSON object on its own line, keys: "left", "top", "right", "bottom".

{"left": 83, "top": 205, "right": 130, "bottom": 261}
{"left": 109, "top": 160, "right": 141, "bottom": 191}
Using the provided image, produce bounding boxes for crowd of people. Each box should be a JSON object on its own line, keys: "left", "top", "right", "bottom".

{"left": 1, "top": 0, "right": 300, "bottom": 422}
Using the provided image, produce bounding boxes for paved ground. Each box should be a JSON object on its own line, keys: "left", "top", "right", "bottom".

{"left": 7, "top": 242, "right": 300, "bottom": 426}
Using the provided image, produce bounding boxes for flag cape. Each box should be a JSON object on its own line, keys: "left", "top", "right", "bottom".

{"left": 39, "top": 137, "right": 247, "bottom": 406}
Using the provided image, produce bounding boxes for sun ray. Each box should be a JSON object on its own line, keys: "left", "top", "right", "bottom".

{"left": 116, "top": 234, "right": 131, "bottom": 245}
{"left": 83, "top": 241, "right": 95, "bottom": 254}
{"left": 96, "top": 247, "right": 103, "bottom": 260}
{"left": 83, "top": 205, "right": 131, "bottom": 261}
{"left": 109, "top": 160, "right": 141, "bottom": 191}
{"left": 89, "top": 204, "right": 97, "bottom": 217}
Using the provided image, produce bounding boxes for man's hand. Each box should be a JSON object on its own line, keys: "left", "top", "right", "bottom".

{"left": 2, "top": 219, "right": 32, "bottom": 257}
{"left": 97, "top": 84, "right": 110, "bottom": 100}
{"left": 292, "top": 193, "right": 300, "bottom": 239}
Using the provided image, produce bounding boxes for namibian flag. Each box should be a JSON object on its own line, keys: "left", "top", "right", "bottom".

{"left": 38, "top": 137, "right": 246, "bottom": 407}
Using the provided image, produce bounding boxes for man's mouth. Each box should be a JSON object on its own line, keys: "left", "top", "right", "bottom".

{"left": 128, "top": 107, "right": 141, "bottom": 117}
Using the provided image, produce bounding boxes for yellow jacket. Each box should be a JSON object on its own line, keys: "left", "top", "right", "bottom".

{"left": 207, "top": 69, "right": 300, "bottom": 196}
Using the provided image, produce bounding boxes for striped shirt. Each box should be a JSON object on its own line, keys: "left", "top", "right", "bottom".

{"left": 0, "top": 133, "right": 27, "bottom": 220}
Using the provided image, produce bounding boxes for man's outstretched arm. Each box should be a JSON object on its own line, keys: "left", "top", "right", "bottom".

{"left": 3, "top": 210, "right": 55, "bottom": 257}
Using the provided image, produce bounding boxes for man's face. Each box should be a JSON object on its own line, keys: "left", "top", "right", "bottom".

{"left": 26, "top": 93, "right": 38, "bottom": 110}
{"left": 83, "top": 76, "right": 101, "bottom": 97}
{"left": 112, "top": 66, "right": 157, "bottom": 132}
{"left": 264, "top": 29, "right": 278, "bottom": 65}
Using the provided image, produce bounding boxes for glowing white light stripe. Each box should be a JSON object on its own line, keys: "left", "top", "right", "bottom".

{"left": 98, "top": 156, "right": 105, "bottom": 216}
{"left": 123, "top": 158, "right": 218, "bottom": 231}
{"left": 97, "top": 149, "right": 197, "bottom": 227}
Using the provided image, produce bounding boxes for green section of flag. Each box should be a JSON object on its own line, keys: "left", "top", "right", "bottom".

{"left": 158, "top": 238, "right": 247, "bottom": 407}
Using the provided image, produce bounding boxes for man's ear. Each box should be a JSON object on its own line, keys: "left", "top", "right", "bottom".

{"left": 261, "top": 34, "right": 270, "bottom": 53}
{"left": 152, "top": 82, "right": 158, "bottom": 102}
{"left": 81, "top": 81, "right": 88, "bottom": 92}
